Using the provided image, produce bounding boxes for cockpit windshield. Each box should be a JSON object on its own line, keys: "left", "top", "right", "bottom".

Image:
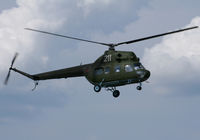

{"left": 134, "top": 63, "right": 144, "bottom": 70}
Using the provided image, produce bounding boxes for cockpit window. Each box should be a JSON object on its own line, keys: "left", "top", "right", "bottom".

{"left": 134, "top": 63, "right": 144, "bottom": 70}
{"left": 115, "top": 65, "right": 121, "bottom": 73}
{"left": 125, "top": 65, "right": 133, "bottom": 72}
{"left": 95, "top": 68, "right": 103, "bottom": 75}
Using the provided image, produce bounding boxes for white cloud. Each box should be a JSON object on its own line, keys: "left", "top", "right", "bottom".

{"left": 77, "top": 0, "right": 113, "bottom": 7}
{"left": 0, "top": 0, "right": 67, "bottom": 84}
{"left": 77, "top": 0, "right": 113, "bottom": 16}
{"left": 142, "top": 17, "right": 200, "bottom": 94}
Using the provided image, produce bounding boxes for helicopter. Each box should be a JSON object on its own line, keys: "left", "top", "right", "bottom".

{"left": 4, "top": 26, "right": 198, "bottom": 98}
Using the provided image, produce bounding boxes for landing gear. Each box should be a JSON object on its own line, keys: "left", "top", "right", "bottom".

{"left": 113, "top": 90, "right": 120, "bottom": 98}
{"left": 136, "top": 86, "right": 142, "bottom": 90}
{"left": 94, "top": 85, "right": 101, "bottom": 92}
{"left": 94, "top": 85, "right": 120, "bottom": 98}
{"left": 106, "top": 87, "right": 120, "bottom": 98}
{"left": 136, "top": 82, "right": 142, "bottom": 91}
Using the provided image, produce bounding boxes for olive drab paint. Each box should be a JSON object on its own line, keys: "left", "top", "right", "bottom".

{"left": 86, "top": 50, "right": 150, "bottom": 87}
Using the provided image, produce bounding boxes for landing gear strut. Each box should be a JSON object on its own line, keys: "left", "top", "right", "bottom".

{"left": 94, "top": 79, "right": 104, "bottom": 92}
{"left": 136, "top": 82, "right": 142, "bottom": 91}
{"left": 106, "top": 87, "right": 120, "bottom": 98}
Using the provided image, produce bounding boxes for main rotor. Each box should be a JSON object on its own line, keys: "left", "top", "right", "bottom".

{"left": 25, "top": 26, "right": 198, "bottom": 51}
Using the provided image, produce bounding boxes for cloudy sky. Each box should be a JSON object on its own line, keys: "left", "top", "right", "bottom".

{"left": 0, "top": 0, "right": 200, "bottom": 140}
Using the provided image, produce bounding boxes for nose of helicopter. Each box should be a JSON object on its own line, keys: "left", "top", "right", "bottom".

{"left": 136, "top": 69, "right": 151, "bottom": 80}
{"left": 144, "top": 70, "right": 151, "bottom": 80}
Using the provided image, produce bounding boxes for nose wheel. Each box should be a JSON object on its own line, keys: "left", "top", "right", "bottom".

{"left": 136, "top": 82, "right": 142, "bottom": 91}
{"left": 136, "top": 86, "right": 142, "bottom": 90}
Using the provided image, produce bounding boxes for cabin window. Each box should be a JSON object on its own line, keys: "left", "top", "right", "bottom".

{"left": 134, "top": 63, "right": 144, "bottom": 70}
{"left": 125, "top": 65, "right": 133, "bottom": 72}
{"left": 115, "top": 65, "right": 121, "bottom": 73}
{"left": 105, "top": 67, "right": 110, "bottom": 74}
{"left": 95, "top": 68, "right": 103, "bottom": 75}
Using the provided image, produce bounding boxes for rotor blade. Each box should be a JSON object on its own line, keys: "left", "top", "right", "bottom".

{"left": 11, "top": 53, "right": 18, "bottom": 68}
{"left": 4, "top": 70, "right": 11, "bottom": 85}
{"left": 4, "top": 53, "right": 19, "bottom": 85}
{"left": 25, "top": 28, "right": 111, "bottom": 47}
{"left": 115, "top": 26, "right": 198, "bottom": 46}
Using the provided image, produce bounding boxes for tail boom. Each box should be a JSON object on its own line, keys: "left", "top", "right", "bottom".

{"left": 11, "top": 68, "right": 36, "bottom": 80}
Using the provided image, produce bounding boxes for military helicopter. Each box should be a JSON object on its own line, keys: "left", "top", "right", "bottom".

{"left": 4, "top": 26, "right": 198, "bottom": 98}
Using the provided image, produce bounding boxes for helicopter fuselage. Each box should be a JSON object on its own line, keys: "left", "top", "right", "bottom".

{"left": 85, "top": 50, "right": 150, "bottom": 87}
{"left": 10, "top": 50, "right": 150, "bottom": 92}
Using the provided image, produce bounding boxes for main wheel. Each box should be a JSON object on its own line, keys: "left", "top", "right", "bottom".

{"left": 113, "top": 90, "right": 120, "bottom": 98}
{"left": 136, "top": 86, "right": 142, "bottom": 91}
{"left": 94, "top": 85, "right": 101, "bottom": 92}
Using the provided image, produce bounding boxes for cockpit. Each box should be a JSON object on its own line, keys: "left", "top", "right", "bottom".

{"left": 133, "top": 63, "right": 145, "bottom": 70}
{"left": 124, "top": 63, "right": 145, "bottom": 72}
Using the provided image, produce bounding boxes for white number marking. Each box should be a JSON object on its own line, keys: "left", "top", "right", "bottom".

{"left": 104, "top": 55, "right": 112, "bottom": 62}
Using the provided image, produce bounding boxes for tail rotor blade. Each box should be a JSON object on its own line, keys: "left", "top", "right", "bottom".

{"left": 11, "top": 53, "right": 18, "bottom": 68}
{"left": 4, "top": 52, "right": 19, "bottom": 85}
{"left": 4, "top": 70, "right": 11, "bottom": 85}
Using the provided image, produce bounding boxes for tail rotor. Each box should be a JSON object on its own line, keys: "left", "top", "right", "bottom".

{"left": 4, "top": 53, "right": 19, "bottom": 85}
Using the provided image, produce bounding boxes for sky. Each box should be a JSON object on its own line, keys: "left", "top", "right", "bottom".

{"left": 0, "top": 0, "right": 200, "bottom": 140}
